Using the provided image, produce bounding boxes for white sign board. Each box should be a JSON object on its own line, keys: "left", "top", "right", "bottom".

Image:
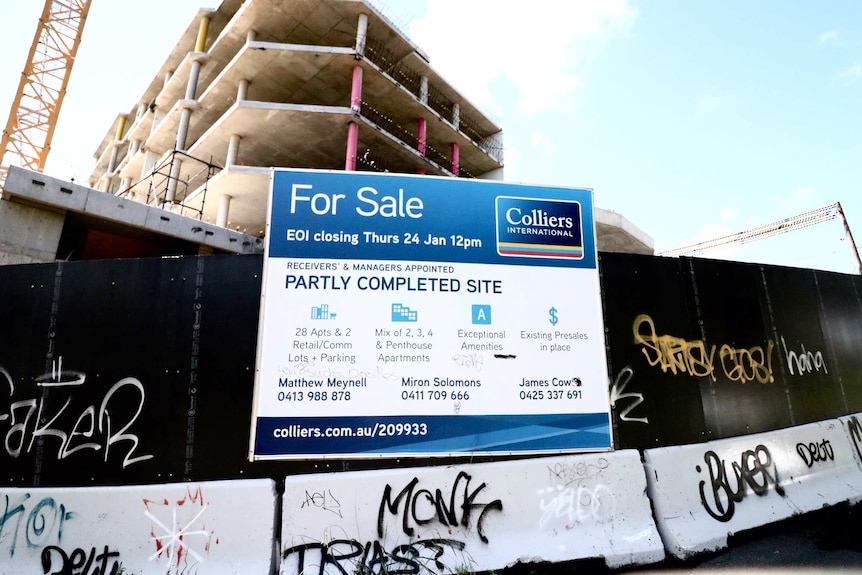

{"left": 250, "top": 170, "right": 611, "bottom": 458}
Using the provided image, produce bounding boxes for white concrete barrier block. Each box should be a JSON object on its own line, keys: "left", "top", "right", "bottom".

{"left": 0, "top": 479, "right": 275, "bottom": 575}
{"left": 837, "top": 412, "right": 862, "bottom": 504}
{"left": 645, "top": 419, "right": 862, "bottom": 559}
{"left": 281, "top": 450, "right": 664, "bottom": 574}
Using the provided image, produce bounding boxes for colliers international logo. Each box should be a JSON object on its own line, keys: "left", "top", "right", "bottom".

{"left": 495, "top": 196, "right": 584, "bottom": 259}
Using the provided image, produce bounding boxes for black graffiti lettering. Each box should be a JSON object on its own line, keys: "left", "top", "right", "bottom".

{"left": 697, "top": 445, "right": 786, "bottom": 523}
{"left": 796, "top": 439, "right": 835, "bottom": 468}
{"left": 389, "top": 542, "right": 425, "bottom": 574}
{"left": 300, "top": 489, "right": 342, "bottom": 518}
{"left": 41, "top": 544, "right": 120, "bottom": 575}
{"left": 283, "top": 538, "right": 465, "bottom": 575}
{"left": 848, "top": 416, "right": 862, "bottom": 462}
{"left": 476, "top": 498, "right": 503, "bottom": 543}
{"left": 547, "top": 458, "right": 610, "bottom": 487}
{"left": 378, "top": 477, "right": 419, "bottom": 537}
{"left": 368, "top": 540, "right": 418, "bottom": 575}
{"left": 327, "top": 540, "right": 364, "bottom": 575}
{"left": 377, "top": 472, "right": 502, "bottom": 543}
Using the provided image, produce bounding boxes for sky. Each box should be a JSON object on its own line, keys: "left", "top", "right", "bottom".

{"left": 1, "top": 0, "right": 861, "bottom": 274}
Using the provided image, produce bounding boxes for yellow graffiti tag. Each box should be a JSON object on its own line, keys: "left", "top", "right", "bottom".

{"left": 632, "top": 314, "right": 774, "bottom": 384}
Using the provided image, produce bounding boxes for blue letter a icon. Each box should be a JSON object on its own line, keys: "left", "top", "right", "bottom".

{"left": 472, "top": 305, "right": 492, "bottom": 325}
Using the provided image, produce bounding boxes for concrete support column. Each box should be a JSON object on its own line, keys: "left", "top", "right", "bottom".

{"left": 417, "top": 117, "right": 427, "bottom": 155}
{"left": 452, "top": 103, "right": 460, "bottom": 130}
{"left": 185, "top": 60, "right": 202, "bottom": 100}
{"left": 226, "top": 134, "right": 241, "bottom": 167}
{"left": 355, "top": 13, "right": 368, "bottom": 56}
{"left": 345, "top": 122, "right": 359, "bottom": 171}
{"left": 119, "top": 177, "right": 132, "bottom": 195}
{"left": 106, "top": 116, "right": 127, "bottom": 177}
{"left": 163, "top": 71, "right": 173, "bottom": 90}
{"left": 107, "top": 145, "right": 120, "bottom": 175}
{"left": 216, "top": 194, "right": 232, "bottom": 228}
{"left": 165, "top": 160, "right": 182, "bottom": 204}
{"left": 420, "top": 76, "right": 429, "bottom": 104}
{"left": 451, "top": 141, "right": 460, "bottom": 176}
{"left": 237, "top": 78, "right": 249, "bottom": 101}
{"left": 165, "top": 14, "right": 210, "bottom": 207}
{"left": 176, "top": 47, "right": 201, "bottom": 151}
{"left": 141, "top": 150, "right": 158, "bottom": 180}
{"left": 247, "top": 30, "right": 257, "bottom": 42}
{"left": 350, "top": 65, "right": 363, "bottom": 112}
{"left": 176, "top": 108, "right": 193, "bottom": 150}
{"left": 150, "top": 109, "right": 165, "bottom": 136}
{"left": 129, "top": 139, "right": 141, "bottom": 156}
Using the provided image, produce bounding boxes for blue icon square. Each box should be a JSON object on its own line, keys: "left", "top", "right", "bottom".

{"left": 472, "top": 305, "right": 492, "bottom": 325}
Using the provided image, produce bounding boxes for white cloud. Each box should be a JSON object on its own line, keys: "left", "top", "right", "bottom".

{"left": 696, "top": 89, "right": 738, "bottom": 115}
{"left": 788, "top": 185, "right": 820, "bottom": 208}
{"left": 719, "top": 207, "right": 740, "bottom": 224}
{"left": 696, "top": 94, "right": 727, "bottom": 115}
{"left": 836, "top": 64, "right": 862, "bottom": 82}
{"left": 409, "top": 0, "right": 636, "bottom": 116}
{"left": 530, "top": 132, "right": 554, "bottom": 158}
{"left": 818, "top": 29, "right": 839, "bottom": 44}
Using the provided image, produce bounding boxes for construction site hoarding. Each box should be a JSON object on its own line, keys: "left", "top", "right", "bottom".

{"left": 249, "top": 169, "right": 612, "bottom": 459}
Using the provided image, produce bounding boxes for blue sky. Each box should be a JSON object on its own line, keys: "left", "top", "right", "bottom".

{"left": 2, "top": 1, "right": 861, "bottom": 274}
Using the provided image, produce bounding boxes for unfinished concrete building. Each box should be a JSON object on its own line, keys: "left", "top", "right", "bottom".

{"left": 85, "top": 0, "right": 504, "bottom": 235}
{"left": 0, "top": 0, "right": 652, "bottom": 263}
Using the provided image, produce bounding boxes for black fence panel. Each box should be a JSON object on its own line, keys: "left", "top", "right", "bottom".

{"left": 0, "top": 263, "right": 59, "bottom": 486}
{"left": 599, "top": 252, "right": 708, "bottom": 449}
{"left": 761, "top": 265, "right": 845, "bottom": 425}
{"left": 814, "top": 270, "right": 862, "bottom": 412}
{"left": 188, "top": 255, "right": 265, "bottom": 481}
{"left": 688, "top": 258, "right": 791, "bottom": 439}
{"left": 2, "top": 251, "right": 862, "bottom": 486}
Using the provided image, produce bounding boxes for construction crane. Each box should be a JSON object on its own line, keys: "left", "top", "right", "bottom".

{"left": 0, "top": 0, "right": 93, "bottom": 189}
{"left": 660, "top": 202, "right": 862, "bottom": 274}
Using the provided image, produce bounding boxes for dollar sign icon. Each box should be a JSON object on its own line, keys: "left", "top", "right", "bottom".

{"left": 549, "top": 307, "right": 559, "bottom": 326}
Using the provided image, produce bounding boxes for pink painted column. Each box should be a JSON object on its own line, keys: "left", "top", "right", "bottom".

{"left": 417, "top": 117, "right": 427, "bottom": 155}
{"left": 451, "top": 142, "right": 460, "bottom": 176}
{"left": 345, "top": 122, "right": 359, "bottom": 171}
{"left": 350, "top": 65, "right": 363, "bottom": 112}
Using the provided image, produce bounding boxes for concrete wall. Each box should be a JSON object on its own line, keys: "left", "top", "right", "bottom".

{"left": 5, "top": 415, "right": 862, "bottom": 573}
{"left": 282, "top": 451, "right": 664, "bottom": 574}
{"left": 0, "top": 480, "right": 275, "bottom": 575}
{"left": 0, "top": 199, "right": 63, "bottom": 265}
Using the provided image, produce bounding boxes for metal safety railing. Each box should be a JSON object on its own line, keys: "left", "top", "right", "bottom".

{"left": 362, "top": 36, "right": 502, "bottom": 164}
{"left": 116, "top": 150, "right": 220, "bottom": 220}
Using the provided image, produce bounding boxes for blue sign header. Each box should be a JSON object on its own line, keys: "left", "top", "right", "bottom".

{"left": 269, "top": 170, "right": 597, "bottom": 269}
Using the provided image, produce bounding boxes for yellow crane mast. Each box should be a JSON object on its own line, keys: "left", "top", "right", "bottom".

{"left": 0, "top": 0, "right": 93, "bottom": 188}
